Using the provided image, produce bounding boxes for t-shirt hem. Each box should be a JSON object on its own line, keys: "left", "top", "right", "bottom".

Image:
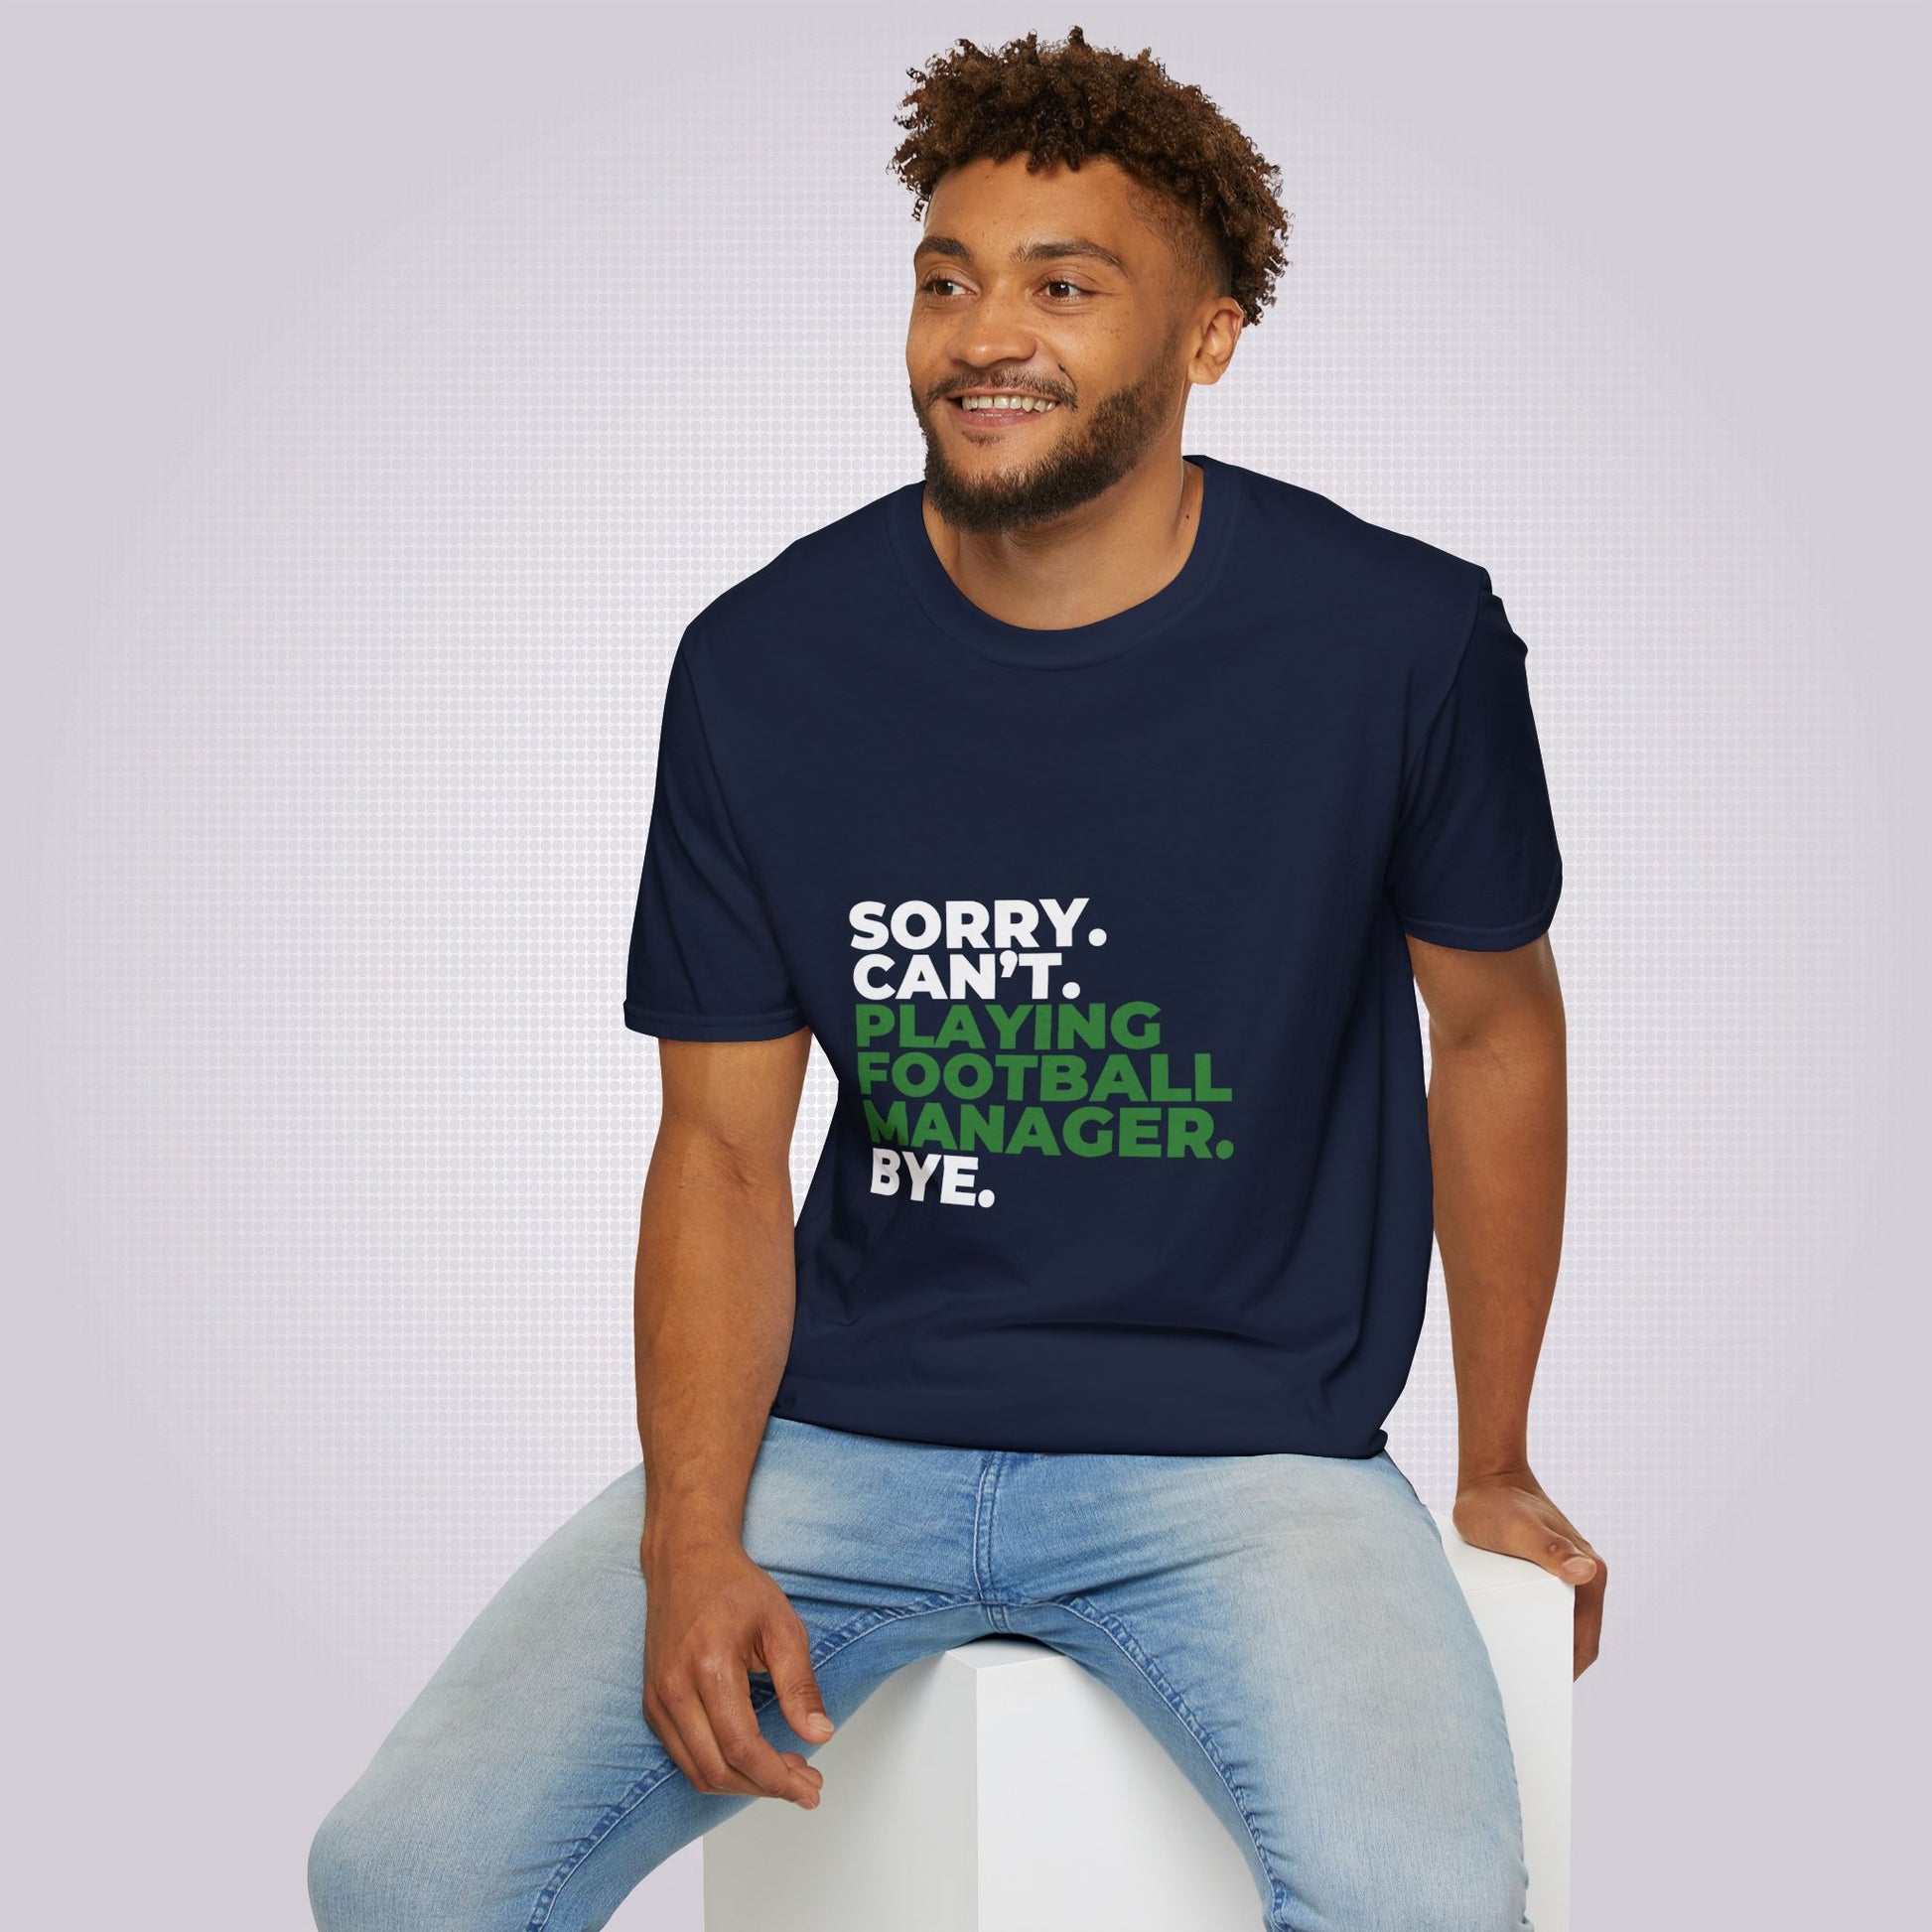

{"left": 769, "top": 1374, "right": 1389, "bottom": 1460}
{"left": 623, "top": 1000, "right": 808, "bottom": 1041}
{"left": 1397, "top": 857, "right": 1563, "bottom": 952}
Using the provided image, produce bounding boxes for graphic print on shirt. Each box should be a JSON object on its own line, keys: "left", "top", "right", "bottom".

{"left": 849, "top": 896, "right": 1235, "bottom": 1209}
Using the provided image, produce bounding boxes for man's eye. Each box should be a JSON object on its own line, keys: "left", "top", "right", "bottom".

{"left": 917, "top": 276, "right": 1090, "bottom": 299}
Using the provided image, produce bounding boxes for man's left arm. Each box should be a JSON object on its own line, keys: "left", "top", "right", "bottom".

{"left": 1408, "top": 928, "right": 1605, "bottom": 1679}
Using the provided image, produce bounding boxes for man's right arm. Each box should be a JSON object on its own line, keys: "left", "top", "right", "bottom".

{"left": 633, "top": 1026, "right": 833, "bottom": 1810}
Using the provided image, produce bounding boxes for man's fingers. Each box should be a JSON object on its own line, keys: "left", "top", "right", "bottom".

{"left": 1510, "top": 1519, "right": 1606, "bottom": 1676}
{"left": 1504, "top": 1520, "right": 1599, "bottom": 1584}
{"left": 1456, "top": 1484, "right": 1606, "bottom": 1678}
{"left": 1571, "top": 1555, "right": 1607, "bottom": 1678}
{"left": 759, "top": 1608, "right": 836, "bottom": 1746}
{"left": 1572, "top": 1580, "right": 1603, "bottom": 1675}
{"left": 1555, "top": 1541, "right": 1598, "bottom": 1582}
{"left": 1462, "top": 1500, "right": 1604, "bottom": 1588}
{"left": 650, "top": 1663, "right": 762, "bottom": 1801}
{"left": 693, "top": 1651, "right": 822, "bottom": 1807}
{"left": 642, "top": 1680, "right": 710, "bottom": 1798}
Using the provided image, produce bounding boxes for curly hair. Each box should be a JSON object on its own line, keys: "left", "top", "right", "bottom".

{"left": 889, "top": 25, "right": 1291, "bottom": 329}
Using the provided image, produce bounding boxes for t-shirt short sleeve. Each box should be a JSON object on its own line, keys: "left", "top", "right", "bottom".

{"left": 1386, "top": 576, "right": 1564, "bottom": 950}
{"left": 623, "top": 636, "right": 809, "bottom": 1041}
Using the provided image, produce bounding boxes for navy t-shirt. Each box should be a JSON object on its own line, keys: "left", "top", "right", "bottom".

{"left": 624, "top": 454, "right": 1563, "bottom": 1458}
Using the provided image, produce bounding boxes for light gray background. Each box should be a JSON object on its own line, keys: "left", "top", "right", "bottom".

{"left": 4, "top": 4, "right": 1926, "bottom": 1929}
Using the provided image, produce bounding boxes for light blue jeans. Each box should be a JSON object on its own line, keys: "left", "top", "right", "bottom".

{"left": 308, "top": 1415, "right": 1533, "bottom": 1931}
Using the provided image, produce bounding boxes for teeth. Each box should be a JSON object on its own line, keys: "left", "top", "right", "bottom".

{"left": 960, "top": 395, "right": 1056, "bottom": 412}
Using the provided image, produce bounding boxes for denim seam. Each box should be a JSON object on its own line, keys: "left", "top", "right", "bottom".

{"left": 971, "top": 1454, "right": 1006, "bottom": 1628}
{"left": 802, "top": 1588, "right": 984, "bottom": 1667}
{"left": 1042, "top": 1592, "right": 1289, "bottom": 1923}
{"left": 525, "top": 1593, "right": 984, "bottom": 1932}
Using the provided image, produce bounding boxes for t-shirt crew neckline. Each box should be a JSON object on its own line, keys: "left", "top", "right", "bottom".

{"left": 886, "top": 452, "right": 1243, "bottom": 669}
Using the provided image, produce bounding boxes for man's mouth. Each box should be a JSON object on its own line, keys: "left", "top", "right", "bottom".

{"left": 946, "top": 392, "right": 1061, "bottom": 426}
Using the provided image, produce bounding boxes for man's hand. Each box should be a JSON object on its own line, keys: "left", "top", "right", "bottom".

{"left": 640, "top": 1531, "right": 834, "bottom": 1810}
{"left": 1452, "top": 1467, "right": 1605, "bottom": 1679}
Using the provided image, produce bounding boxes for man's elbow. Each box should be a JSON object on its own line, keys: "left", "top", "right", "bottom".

{"left": 650, "top": 1113, "right": 793, "bottom": 1199}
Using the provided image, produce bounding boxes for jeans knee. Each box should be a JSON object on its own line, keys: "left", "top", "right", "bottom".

{"left": 1415, "top": 1863, "right": 1531, "bottom": 1932}
{"left": 306, "top": 1799, "right": 375, "bottom": 1932}
{"left": 306, "top": 1787, "right": 480, "bottom": 1932}
{"left": 1409, "top": 1860, "right": 1531, "bottom": 1932}
{"left": 1276, "top": 1841, "right": 1531, "bottom": 1932}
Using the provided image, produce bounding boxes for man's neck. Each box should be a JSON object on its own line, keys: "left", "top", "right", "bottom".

{"left": 919, "top": 454, "right": 1203, "bottom": 631}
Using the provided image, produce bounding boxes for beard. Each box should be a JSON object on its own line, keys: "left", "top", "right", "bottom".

{"left": 911, "top": 329, "right": 1188, "bottom": 537}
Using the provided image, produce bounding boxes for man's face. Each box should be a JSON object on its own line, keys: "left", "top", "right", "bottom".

{"left": 905, "top": 154, "right": 1203, "bottom": 536}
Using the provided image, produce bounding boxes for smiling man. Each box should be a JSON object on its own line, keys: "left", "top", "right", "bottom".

{"left": 310, "top": 27, "right": 1600, "bottom": 1932}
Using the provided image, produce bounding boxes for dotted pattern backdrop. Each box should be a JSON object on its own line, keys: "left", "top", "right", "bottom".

{"left": 6, "top": 8, "right": 1925, "bottom": 1931}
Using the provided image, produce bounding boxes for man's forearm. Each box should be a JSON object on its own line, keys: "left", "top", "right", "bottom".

{"left": 634, "top": 1119, "right": 797, "bottom": 1562}
{"left": 1425, "top": 995, "right": 1568, "bottom": 1480}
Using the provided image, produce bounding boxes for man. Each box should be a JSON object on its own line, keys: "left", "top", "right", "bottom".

{"left": 310, "top": 26, "right": 1602, "bottom": 1932}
